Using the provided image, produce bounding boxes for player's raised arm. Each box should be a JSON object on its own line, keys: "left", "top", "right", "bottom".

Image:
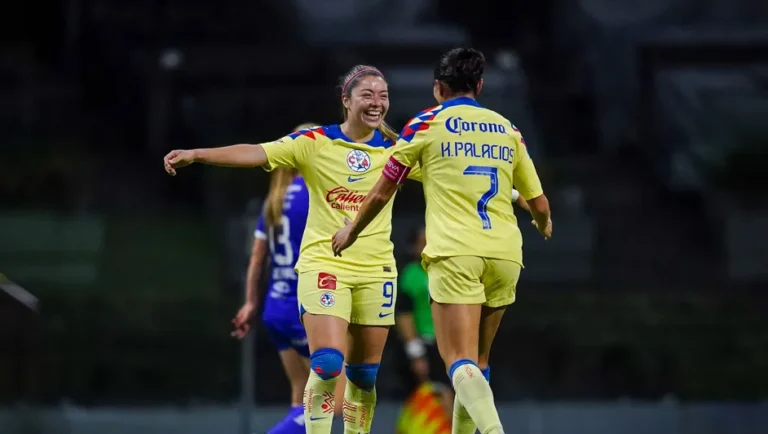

{"left": 163, "top": 144, "right": 267, "bottom": 175}
{"left": 331, "top": 171, "right": 400, "bottom": 256}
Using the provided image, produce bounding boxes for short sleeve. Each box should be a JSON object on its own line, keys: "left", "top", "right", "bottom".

{"left": 383, "top": 118, "right": 430, "bottom": 184}
{"left": 254, "top": 215, "right": 267, "bottom": 240}
{"left": 260, "top": 128, "right": 322, "bottom": 171}
{"left": 405, "top": 163, "right": 423, "bottom": 183}
{"left": 511, "top": 127, "right": 544, "bottom": 200}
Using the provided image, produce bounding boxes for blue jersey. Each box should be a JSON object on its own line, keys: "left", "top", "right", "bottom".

{"left": 254, "top": 176, "right": 309, "bottom": 322}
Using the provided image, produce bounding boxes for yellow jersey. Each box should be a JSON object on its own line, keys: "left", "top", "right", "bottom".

{"left": 261, "top": 124, "right": 418, "bottom": 277}
{"left": 383, "top": 97, "right": 543, "bottom": 266}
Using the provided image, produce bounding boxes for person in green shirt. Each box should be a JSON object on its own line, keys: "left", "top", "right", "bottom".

{"left": 396, "top": 225, "right": 454, "bottom": 417}
{"left": 396, "top": 226, "right": 449, "bottom": 388}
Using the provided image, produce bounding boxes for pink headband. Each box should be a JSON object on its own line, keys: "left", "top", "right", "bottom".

{"left": 342, "top": 68, "right": 382, "bottom": 97}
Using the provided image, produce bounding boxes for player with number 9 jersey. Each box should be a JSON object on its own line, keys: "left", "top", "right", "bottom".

{"left": 164, "top": 65, "right": 422, "bottom": 434}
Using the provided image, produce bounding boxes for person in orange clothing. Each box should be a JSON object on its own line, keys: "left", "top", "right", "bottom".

{"left": 396, "top": 382, "right": 452, "bottom": 434}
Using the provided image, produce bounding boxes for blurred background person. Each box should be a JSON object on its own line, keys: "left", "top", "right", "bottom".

{"left": 395, "top": 226, "right": 454, "bottom": 414}
{"left": 395, "top": 382, "right": 452, "bottom": 434}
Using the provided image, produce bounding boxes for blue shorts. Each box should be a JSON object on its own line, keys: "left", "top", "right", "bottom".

{"left": 263, "top": 315, "right": 310, "bottom": 358}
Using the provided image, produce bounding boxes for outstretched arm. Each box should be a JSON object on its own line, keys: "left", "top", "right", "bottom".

{"left": 332, "top": 114, "right": 426, "bottom": 255}
{"left": 164, "top": 144, "right": 268, "bottom": 175}
{"left": 350, "top": 176, "right": 398, "bottom": 236}
{"left": 193, "top": 144, "right": 268, "bottom": 168}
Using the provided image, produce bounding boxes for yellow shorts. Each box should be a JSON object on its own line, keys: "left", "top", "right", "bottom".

{"left": 425, "top": 256, "right": 521, "bottom": 307}
{"left": 297, "top": 271, "right": 397, "bottom": 326}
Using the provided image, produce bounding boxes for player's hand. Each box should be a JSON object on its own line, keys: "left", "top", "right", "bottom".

{"left": 331, "top": 218, "right": 357, "bottom": 257}
{"left": 163, "top": 149, "right": 196, "bottom": 176}
{"left": 231, "top": 302, "right": 257, "bottom": 339}
{"left": 532, "top": 218, "right": 552, "bottom": 240}
{"left": 411, "top": 357, "right": 429, "bottom": 383}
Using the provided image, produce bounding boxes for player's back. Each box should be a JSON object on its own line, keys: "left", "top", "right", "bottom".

{"left": 263, "top": 176, "right": 308, "bottom": 307}
{"left": 412, "top": 97, "right": 540, "bottom": 265}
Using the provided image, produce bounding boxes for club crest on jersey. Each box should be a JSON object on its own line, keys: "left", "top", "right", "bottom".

{"left": 319, "top": 292, "right": 335, "bottom": 308}
{"left": 346, "top": 149, "right": 371, "bottom": 173}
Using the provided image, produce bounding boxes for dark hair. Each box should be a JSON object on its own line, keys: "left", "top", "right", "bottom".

{"left": 434, "top": 48, "right": 485, "bottom": 95}
{"left": 339, "top": 65, "right": 398, "bottom": 142}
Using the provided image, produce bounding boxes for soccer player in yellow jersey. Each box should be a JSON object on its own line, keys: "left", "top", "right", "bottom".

{"left": 332, "top": 48, "right": 553, "bottom": 434}
{"left": 163, "top": 65, "right": 420, "bottom": 434}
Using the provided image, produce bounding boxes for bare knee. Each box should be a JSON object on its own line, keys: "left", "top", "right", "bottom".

{"left": 347, "top": 324, "right": 389, "bottom": 364}
{"left": 303, "top": 313, "right": 349, "bottom": 353}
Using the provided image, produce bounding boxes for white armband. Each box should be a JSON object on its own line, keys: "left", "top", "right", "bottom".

{"left": 405, "top": 339, "right": 427, "bottom": 359}
{"left": 512, "top": 189, "right": 520, "bottom": 201}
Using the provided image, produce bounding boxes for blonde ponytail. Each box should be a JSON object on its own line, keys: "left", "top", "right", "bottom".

{"left": 264, "top": 122, "right": 318, "bottom": 227}
{"left": 264, "top": 168, "right": 296, "bottom": 228}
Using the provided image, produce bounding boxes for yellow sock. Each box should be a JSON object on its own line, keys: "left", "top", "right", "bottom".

{"left": 304, "top": 370, "right": 339, "bottom": 434}
{"left": 451, "top": 363, "right": 503, "bottom": 434}
{"left": 342, "top": 380, "right": 377, "bottom": 434}
{"left": 452, "top": 393, "right": 477, "bottom": 434}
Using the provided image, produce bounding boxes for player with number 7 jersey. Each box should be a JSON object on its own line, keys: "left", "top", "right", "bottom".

{"left": 382, "top": 97, "right": 545, "bottom": 273}
{"left": 332, "top": 48, "right": 553, "bottom": 434}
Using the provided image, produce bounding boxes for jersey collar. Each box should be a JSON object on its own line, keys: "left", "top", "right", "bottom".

{"left": 324, "top": 124, "right": 393, "bottom": 149}
{"left": 440, "top": 96, "right": 482, "bottom": 109}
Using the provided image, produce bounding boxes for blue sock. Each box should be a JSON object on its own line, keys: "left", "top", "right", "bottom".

{"left": 448, "top": 358, "right": 478, "bottom": 379}
{"left": 481, "top": 366, "right": 491, "bottom": 382}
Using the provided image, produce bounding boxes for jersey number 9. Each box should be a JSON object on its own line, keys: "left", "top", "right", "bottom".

{"left": 463, "top": 165, "right": 499, "bottom": 230}
{"left": 381, "top": 281, "right": 394, "bottom": 308}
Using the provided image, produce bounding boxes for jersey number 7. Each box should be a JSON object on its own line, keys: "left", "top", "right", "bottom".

{"left": 463, "top": 165, "right": 499, "bottom": 230}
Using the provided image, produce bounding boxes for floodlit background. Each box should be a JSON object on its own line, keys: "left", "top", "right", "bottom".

{"left": 1, "top": 0, "right": 767, "bottom": 433}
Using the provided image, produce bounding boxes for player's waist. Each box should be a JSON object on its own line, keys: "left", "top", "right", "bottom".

{"left": 421, "top": 247, "right": 523, "bottom": 265}
{"left": 296, "top": 255, "right": 397, "bottom": 278}
{"left": 300, "top": 237, "right": 394, "bottom": 260}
